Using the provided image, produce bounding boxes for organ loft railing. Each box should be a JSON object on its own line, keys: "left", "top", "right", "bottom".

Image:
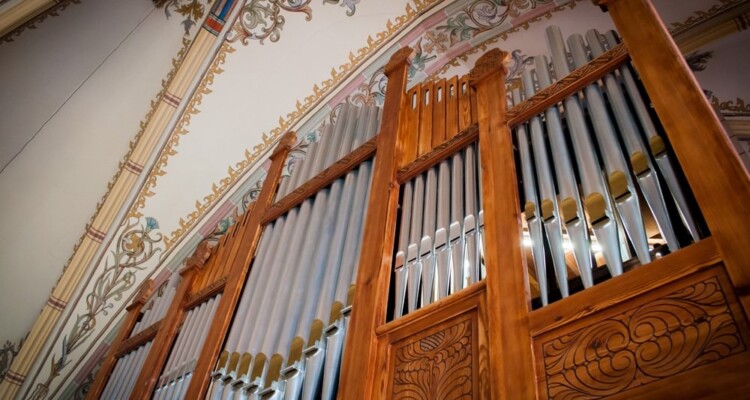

{"left": 88, "top": 0, "right": 750, "bottom": 398}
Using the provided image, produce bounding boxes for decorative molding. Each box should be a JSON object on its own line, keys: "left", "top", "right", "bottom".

{"left": 542, "top": 276, "right": 746, "bottom": 399}
{"left": 0, "top": 0, "right": 81, "bottom": 44}
{"left": 392, "top": 318, "right": 473, "bottom": 399}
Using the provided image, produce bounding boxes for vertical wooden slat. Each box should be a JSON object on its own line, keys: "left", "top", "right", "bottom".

{"left": 458, "top": 75, "right": 473, "bottom": 131}
{"left": 337, "top": 46, "right": 413, "bottom": 400}
{"left": 446, "top": 76, "right": 460, "bottom": 139}
{"left": 86, "top": 280, "right": 153, "bottom": 400}
{"left": 598, "top": 0, "right": 750, "bottom": 317}
{"left": 470, "top": 49, "right": 536, "bottom": 399}
{"left": 402, "top": 85, "right": 422, "bottom": 166}
{"left": 130, "top": 266, "right": 198, "bottom": 399}
{"left": 432, "top": 78, "right": 447, "bottom": 147}
{"left": 418, "top": 81, "right": 434, "bottom": 156}
{"left": 184, "top": 131, "right": 296, "bottom": 399}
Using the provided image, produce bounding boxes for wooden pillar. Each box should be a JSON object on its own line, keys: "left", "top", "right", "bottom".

{"left": 184, "top": 131, "right": 296, "bottom": 399}
{"left": 130, "top": 267, "right": 198, "bottom": 399}
{"left": 595, "top": 0, "right": 750, "bottom": 316}
{"left": 86, "top": 280, "right": 153, "bottom": 400}
{"left": 470, "top": 49, "right": 537, "bottom": 399}
{"left": 337, "top": 46, "right": 413, "bottom": 400}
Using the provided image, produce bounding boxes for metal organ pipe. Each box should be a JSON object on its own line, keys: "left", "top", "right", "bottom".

{"left": 206, "top": 104, "right": 379, "bottom": 400}
{"left": 600, "top": 30, "right": 700, "bottom": 243}
{"left": 546, "top": 25, "right": 625, "bottom": 278}
{"left": 567, "top": 33, "right": 651, "bottom": 265}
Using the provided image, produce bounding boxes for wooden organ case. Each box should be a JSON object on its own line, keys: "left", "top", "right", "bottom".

{"left": 88, "top": 0, "right": 750, "bottom": 399}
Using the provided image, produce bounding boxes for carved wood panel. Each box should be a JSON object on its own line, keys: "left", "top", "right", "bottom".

{"left": 541, "top": 275, "right": 746, "bottom": 399}
{"left": 391, "top": 315, "right": 475, "bottom": 399}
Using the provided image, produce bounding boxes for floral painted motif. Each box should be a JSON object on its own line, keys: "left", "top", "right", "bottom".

{"left": 409, "top": 0, "right": 552, "bottom": 77}
{"left": 228, "top": 0, "right": 361, "bottom": 45}
{"left": 439, "top": 0, "right": 553, "bottom": 44}
{"left": 228, "top": 0, "right": 313, "bottom": 44}
{"left": 0, "top": 339, "right": 23, "bottom": 381}
{"left": 324, "top": 0, "right": 360, "bottom": 16}
{"left": 154, "top": 0, "right": 208, "bottom": 35}
{"left": 27, "top": 218, "right": 163, "bottom": 400}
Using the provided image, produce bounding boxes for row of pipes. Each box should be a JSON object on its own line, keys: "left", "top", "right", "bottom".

{"left": 512, "top": 26, "right": 701, "bottom": 305}
{"left": 206, "top": 103, "right": 378, "bottom": 400}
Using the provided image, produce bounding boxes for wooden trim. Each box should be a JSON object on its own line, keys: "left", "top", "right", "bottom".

{"left": 86, "top": 280, "right": 153, "bottom": 400}
{"left": 506, "top": 43, "right": 629, "bottom": 128}
{"left": 376, "top": 281, "right": 486, "bottom": 338}
{"left": 184, "top": 131, "right": 296, "bottom": 399}
{"left": 604, "top": 0, "right": 750, "bottom": 319}
{"left": 470, "top": 48, "right": 537, "bottom": 400}
{"left": 529, "top": 237, "right": 721, "bottom": 336}
{"left": 262, "top": 136, "right": 378, "bottom": 224}
{"left": 337, "top": 46, "right": 413, "bottom": 400}
{"left": 397, "top": 124, "right": 478, "bottom": 183}
{"left": 129, "top": 266, "right": 198, "bottom": 399}
{"left": 184, "top": 276, "right": 227, "bottom": 310}
{"left": 115, "top": 320, "right": 162, "bottom": 359}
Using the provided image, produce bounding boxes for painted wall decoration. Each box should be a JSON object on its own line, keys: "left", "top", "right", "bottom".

{"left": 0, "top": 339, "right": 24, "bottom": 381}
{"left": 156, "top": 0, "right": 211, "bottom": 34}
{"left": 27, "top": 217, "right": 163, "bottom": 400}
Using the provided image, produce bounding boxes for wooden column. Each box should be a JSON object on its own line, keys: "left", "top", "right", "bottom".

{"left": 184, "top": 131, "right": 296, "bottom": 399}
{"left": 86, "top": 280, "right": 153, "bottom": 400}
{"left": 596, "top": 0, "right": 750, "bottom": 316}
{"left": 337, "top": 46, "right": 413, "bottom": 400}
{"left": 130, "top": 267, "right": 198, "bottom": 399}
{"left": 470, "top": 49, "right": 537, "bottom": 399}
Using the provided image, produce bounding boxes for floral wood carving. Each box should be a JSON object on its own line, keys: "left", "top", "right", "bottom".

{"left": 392, "top": 318, "right": 473, "bottom": 399}
{"left": 542, "top": 276, "right": 746, "bottom": 399}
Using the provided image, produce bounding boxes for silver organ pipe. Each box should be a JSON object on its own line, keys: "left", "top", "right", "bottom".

{"left": 567, "top": 33, "right": 652, "bottom": 264}
{"left": 207, "top": 103, "right": 379, "bottom": 400}
{"left": 505, "top": 25, "right": 702, "bottom": 307}
{"left": 392, "top": 138, "right": 484, "bottom": 320}
{"left": 100, "top": 340, "right": 153, "bottom": 399}
{"left": 546, "top": 25, "right": 625, "bottom": 278}
{"left": 522, "top": 68, "right": 570, "bottom": 299}
{"left": 512, "top": 88, "right": 550, "bottom": 306}
{"left": 600, "top": 30, "right": 701, "bottom": 242}
{"left": 153, "top": 294, "right": 222, "bottom": 399}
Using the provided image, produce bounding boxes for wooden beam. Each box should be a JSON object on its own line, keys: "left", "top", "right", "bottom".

{"left": 597, "top": 0, "right": 750, "bottom": 319}
{"left": 115, "top": 320, "right": 163, "bottom": 359}
{"left": 337, "top": 46, "right": 413, "bottom": 400}
{"left": 397, "top": 124, "right": 478, "bottom": 184}
{"left": 262, "top": 136, "right": 378, "bottom": 224}
{"left": 470, "top": 49, "right": 537, "bottom": 399}
{"left": 184, "top": 131, "right": 296, "bottom": 399}
{"left": 129, "top": 266, "right": 198, "bottom": 399}
{"left": 86, "top": 280, "right": 153, "bottom": 400}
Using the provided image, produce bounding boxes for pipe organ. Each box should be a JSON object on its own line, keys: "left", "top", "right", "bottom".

{"left": 89, "top": 1, "right": 750, "bottom": 398}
